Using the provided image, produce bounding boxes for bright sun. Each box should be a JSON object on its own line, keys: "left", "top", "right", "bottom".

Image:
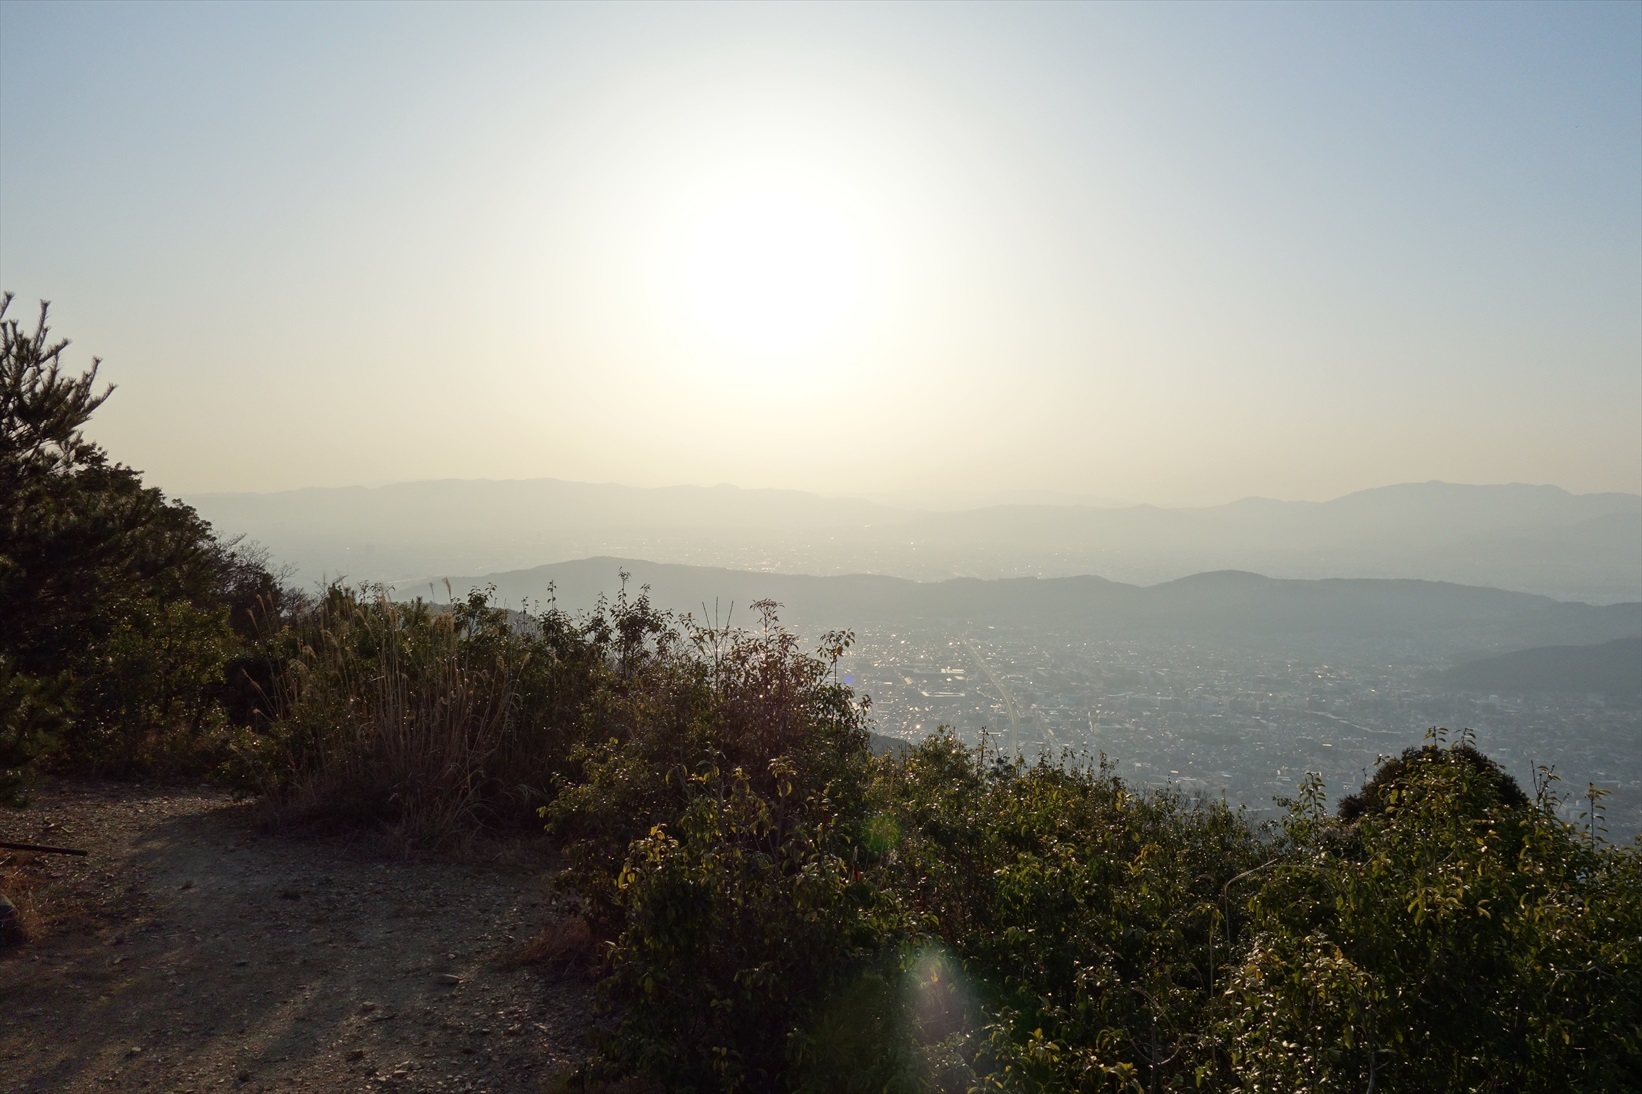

{"left": 683, "top": 188, "right": 862, "bottom": 353}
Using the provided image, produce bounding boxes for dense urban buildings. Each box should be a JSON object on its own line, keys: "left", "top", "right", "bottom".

{"left": 839, "top": 623, "right": 1641, "bottom": 837}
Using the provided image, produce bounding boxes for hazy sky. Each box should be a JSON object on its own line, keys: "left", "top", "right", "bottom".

{"left": 2, "top": 1, "right": 1638, "bottom": 505}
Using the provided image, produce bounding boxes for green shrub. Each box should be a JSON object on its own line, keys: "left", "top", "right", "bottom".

{"left": 570, "top": 722, "right": 1641, "bottom": 1092}
{"left": 605, "top": 764, "right": 907, "bottom": 1090}
{"left": 0, "top": 655, "right": 68, "bottom": 804}
{"left": 1223, "top": 732, "right": 1642, "bottom": 1092}
{"left": 870, "top": 735, "right": 1269, "bottom": 1091}
{"left": 545, "top": 601, "right": 869, "bottom": 924}
{"left": 544, "top": 602, "right": 904, "bottom": 1088}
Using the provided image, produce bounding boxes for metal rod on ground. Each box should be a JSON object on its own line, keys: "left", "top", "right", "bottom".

{"left": 0, "top": 840, "right": 88, "bottom": 856}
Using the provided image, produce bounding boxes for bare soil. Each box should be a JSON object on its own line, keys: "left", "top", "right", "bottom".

{"left": 1, "top": 781, "right": 598, "bottom": 1093}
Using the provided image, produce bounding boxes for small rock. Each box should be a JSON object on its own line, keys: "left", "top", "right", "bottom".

{"left": 347, "top": 1048, "right": 366, "bottom": 1061}
{"left": 236, "top": 1070, "right": 251, "bottom": 1083}
{"left": 358, "top": 1001, "right": 379, "bottom": 1014}
{"left": 438, "top": 973, "right": 462, "bottom": 986}
{"left": 125, "top": 1046, "right": 143, "bottom": 1057}
{"left": 233, "top": 959, "right": 248, "bottom": 967}
{"left": 178, "top": 879, "right": 194, "bottom": 890}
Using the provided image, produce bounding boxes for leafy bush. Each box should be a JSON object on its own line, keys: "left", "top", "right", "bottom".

{"left": 868, "top": 735, "right": 1269, "bottom": 1091}
{"left": 559, "top": 718, "right": 1642, "bottom": 1092}
{"left": 544, "top": 602, "right": 904, "bottom": 1088}
{"left": 1224, "top": 732, "right": 1642, "bottom": 1092}
{"left": 0, "top": 655, "right": 68, "bottom": 804}
{"left": 546, "top": 601, "right": 867, "bottom": 919}
{"left": 605, "top": 763, "right": 901, "bottom": 1089}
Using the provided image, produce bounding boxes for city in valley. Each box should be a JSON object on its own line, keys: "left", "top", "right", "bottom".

{"left": 840, "top": 623, "right": 1640, "bottom": 836}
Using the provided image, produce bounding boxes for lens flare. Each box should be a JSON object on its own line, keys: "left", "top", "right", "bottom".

{"left": 907, "top": 942, "right": 981, "bottom": 1086}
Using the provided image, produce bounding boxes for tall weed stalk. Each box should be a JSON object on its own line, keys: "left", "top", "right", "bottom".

{"left": 262, "top": 587, "right": 520, "bottom": 849}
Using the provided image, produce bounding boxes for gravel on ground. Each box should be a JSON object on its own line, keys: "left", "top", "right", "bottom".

{"left": 1, "top": 781, "right": 598, "bottom": 1093}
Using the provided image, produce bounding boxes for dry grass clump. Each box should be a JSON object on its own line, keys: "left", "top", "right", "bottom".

{"left": 249, "top": 588, "right": 522, "bottom": 850}
{"left": 512, "top": 913, "right": 596, "bottom": 972}
{"left": 242, "top": 580, "right": 630, "bottom": 851}
{"left": 0, "top": 849, "right": 47, "bottom": 947}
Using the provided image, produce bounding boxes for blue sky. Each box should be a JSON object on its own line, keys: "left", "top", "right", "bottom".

{"left": 2, "top": 1, "right": 1637, "bottom": 503}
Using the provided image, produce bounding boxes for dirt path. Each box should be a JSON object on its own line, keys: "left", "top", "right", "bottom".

{"left": 1, "top": 782, "right": 596, "bottom": 1093}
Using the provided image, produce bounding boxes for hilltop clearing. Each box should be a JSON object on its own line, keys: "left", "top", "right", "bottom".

{"left": 0, "top": 781, "right": 594, "bottom": 1094}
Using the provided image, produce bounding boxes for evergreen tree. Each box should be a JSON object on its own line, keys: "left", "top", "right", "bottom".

{"left": 1, "top": 294, "right": 269, "bottom": 789}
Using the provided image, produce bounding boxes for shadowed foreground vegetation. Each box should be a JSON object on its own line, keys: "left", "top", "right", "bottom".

{"left": 5, "top": 297, "right": 1640, "bottom": 1091}
{"left": 137, "top": 575, "right": 1642, "bottom": 1092}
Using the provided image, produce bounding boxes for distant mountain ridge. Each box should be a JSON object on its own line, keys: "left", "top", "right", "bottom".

{"left": 188, "top": 478, "right": 1642, "bottom": 604}
{"left": 902, "top": 481, "right": 1640, "bottom": 555}
{"left": 407, "top": 556, "right": 1642, "bottom": 660}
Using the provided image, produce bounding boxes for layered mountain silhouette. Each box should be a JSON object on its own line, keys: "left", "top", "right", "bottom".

{"left": 403, "top": 556, "right": 1642, "bottom": 661}
{"left": 190, "top": 478, "right": 1642, "bottom": 604}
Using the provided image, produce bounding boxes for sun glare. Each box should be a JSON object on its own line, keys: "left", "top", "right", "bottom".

{"left": 683, "top": 189, "right": 862, "bottom": 353}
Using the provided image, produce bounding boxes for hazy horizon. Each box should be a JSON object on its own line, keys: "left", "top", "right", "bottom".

{"left": 186, "top": 471, "right": 1641, "bottom": 510}
{"left": 3, "top": 2, "right": 1638, "bottom": 507}
{"left": 183, "top": 475, "right": 1642, "bottom": 606}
